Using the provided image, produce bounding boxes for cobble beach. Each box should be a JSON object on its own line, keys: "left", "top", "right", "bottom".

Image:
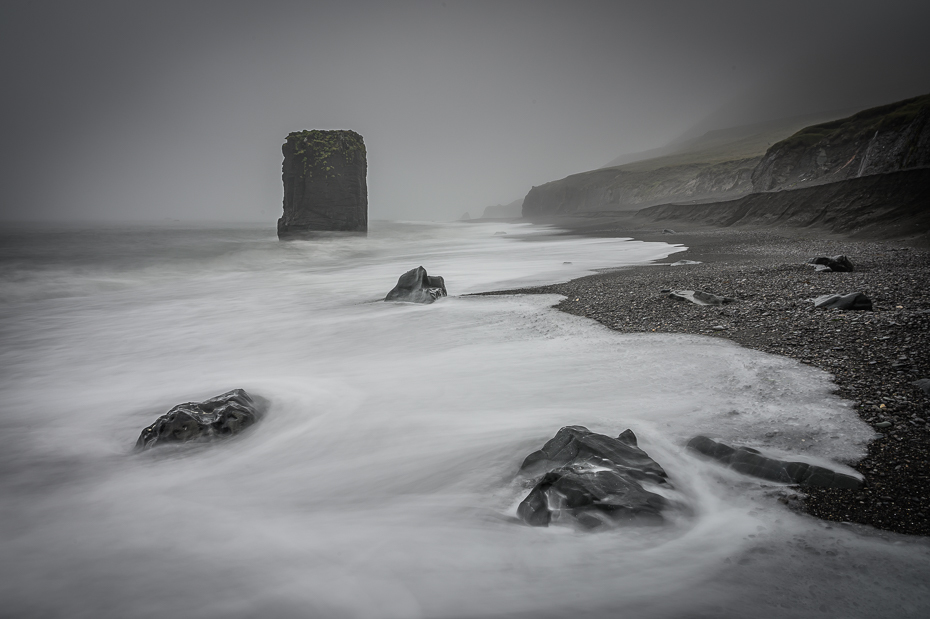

{"left": 484, "top": 217, "right": 930, "bottom": 535}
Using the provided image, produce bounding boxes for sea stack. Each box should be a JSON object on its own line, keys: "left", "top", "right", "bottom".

{"left": 278, "top": 129, "right": 368, "bottom": 239}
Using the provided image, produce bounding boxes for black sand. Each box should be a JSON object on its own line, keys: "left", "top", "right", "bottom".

{"left": 481, "top": 216, "right": 930, "bottom": 535}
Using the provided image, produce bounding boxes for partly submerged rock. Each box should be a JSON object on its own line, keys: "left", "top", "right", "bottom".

{"left": 384, "top": 266, "right": 447, "bottom": 304}
{"left": 686, "top": 435, "right": 862, "bottom": 489}
{"left": 813, "top": 292, "right": 872, "bottom": 310}
{"left": 135, "top": 389, "right": 262, "bottom": 451}
{"left": 808, "top": 255, "right": 854, "bottom": 272}
{"left": 517, "top": 426, "right": 670, "bottom": 528}
{"left": 668, "top": 289, "right": 734, "bottom": 306}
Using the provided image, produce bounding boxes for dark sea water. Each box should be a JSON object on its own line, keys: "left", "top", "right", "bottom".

{"left": 0, "top": 221, "right": 927, "bottom": 618}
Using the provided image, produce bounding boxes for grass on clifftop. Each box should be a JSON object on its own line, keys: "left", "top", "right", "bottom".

{"left": 777, "top": 93, "right": 930, "bottom": 150}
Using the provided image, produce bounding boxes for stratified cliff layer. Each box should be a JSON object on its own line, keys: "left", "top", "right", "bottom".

{"left": 278, "top": 130, "right": 367, "bottom": 239}
{"left": 522, "top": 93, "right": 930, "bottom": 239}
{"left": 520, "top": 113, "right": 847, "bottom": 218}
{"left": 522, "top": 158, "right": 757, "bottom": 217}
{"left": 637, "top": 168, "right": 930, "bottom": 241}
{"left": 752, "top": 94, "right": 930, "bottom": 192}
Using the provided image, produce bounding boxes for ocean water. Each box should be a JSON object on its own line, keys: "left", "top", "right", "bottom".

{"left": 0, "top": 221, "right": 928, "bottom": 618}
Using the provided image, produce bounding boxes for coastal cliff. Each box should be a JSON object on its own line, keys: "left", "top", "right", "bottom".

{"left": 751, "top": 94, "right": 930, "bottom": 192}
{"left": 522, "top": 158, "right": 756, "bottom": 217}
{"left": 520, "top": 113, "right": 844, "bottom": 218}
{"left": 278, "top": 130, "right": 367, "bottom": 239}
{"left": 637, "top": 168, "right": 930, "bottom": 240}
{"left": 521, "top": 94, "right": 930, "bottom": 223}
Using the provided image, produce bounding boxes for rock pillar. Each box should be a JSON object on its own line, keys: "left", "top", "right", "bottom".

{"left": 278, "top": 129, "right": 368, "bottom": 239}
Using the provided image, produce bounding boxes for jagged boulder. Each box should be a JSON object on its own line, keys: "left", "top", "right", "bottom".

{"left": 135, "top": 389, "right": 262, "bottom": 451}
{"left": 384, "top": 266, "right": 447, "bottom": 304}
{"left": 277, "top": 130, "right": 367, "bottom": 239}
{"left": 813, "top": 292, "right": 873, "bottom": 310}
{"left": 808, "top": 255, "right": 854, "bottom": 272}
{"left": 517, "top": 426, "right": 670, "bottom": 528}
{"left": 686, "top": 436, "right": 862, "bottom": 489}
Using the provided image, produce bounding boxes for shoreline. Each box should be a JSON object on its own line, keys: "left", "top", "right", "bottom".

{"left": 482, "top": 215, "right": 930, "bottom": 536}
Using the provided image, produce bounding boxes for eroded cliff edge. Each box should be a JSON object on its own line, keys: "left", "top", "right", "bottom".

{"left": 522, "top": 94, "right": 930, "bottom": 226}
{"left": 751, "top": 94, "right": 930, "bottom": 192}
{"left": 278, "top": 130, "right": 368, "bottom": 239}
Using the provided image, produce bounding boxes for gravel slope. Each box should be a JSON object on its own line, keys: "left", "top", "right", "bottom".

{"left": 481, "top": 221, "right": 930, "bottom": 535}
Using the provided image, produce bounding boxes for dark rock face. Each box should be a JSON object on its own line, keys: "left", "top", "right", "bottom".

{"left": 517, "top": 426, "right": 670, "bottom": 528}
{"left": 384, "top": 266, "right": 447, "bottom": 304}
{"left": 135, "top": 389, "right": 261, "bottom": 451}
{"left": 521, "top": 157, "right": 757, "bottom": 218}
{"left": 687, "top": 436, "right": 862, "bottom": 489}
{"left": 278, "top": 130, "right": 367, "bottom": 239}
{"left": 809, "top": 255, "right": 854, "bottom": 272}
{"left": 813, "top": 292, "right": 873, "bottom": 310}
{"left": 637, "top": 168, "right": 930, "bottom": 240}
{"left": 751, "top": 94, "right": 930, "bottom": 192}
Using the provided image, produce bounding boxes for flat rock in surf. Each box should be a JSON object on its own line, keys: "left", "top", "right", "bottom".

{"left": 135, "top": 389, "right": 263, "bottom": 451}
{"left": 384, "top": 266, "right": 447, "bottom": 304}
{"left": 517, "top": 426, "right": 670, "bottom": 528}
{"left": 686, "top": 435, "right": 862, "bottom": 489}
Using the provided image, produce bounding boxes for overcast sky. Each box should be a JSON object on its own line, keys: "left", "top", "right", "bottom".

{"left": 1, "top": 0, "right": 928, "bottom": 224}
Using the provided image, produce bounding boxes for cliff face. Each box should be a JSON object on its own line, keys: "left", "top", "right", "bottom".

{"left": 481, "top": 198, "right": 524, "bottom": 219}
{"left": 522, "top": 158, "right": 757, "bottom": 218}
{"left": 751, "top": 94, "right": 930, "bottom": 192}
{"left": 521, "top": 94, "right": 930, "bottom": 220}
{"left": 637, "top": 168, "right": 930, "bottom": 241}
{"left": 278, "top": 130, "right": 367, "bottom": 239}
{"left": 519, "top": 113, "right": 828, "bottom": 218}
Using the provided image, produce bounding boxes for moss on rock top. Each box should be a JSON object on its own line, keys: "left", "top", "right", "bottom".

{"left": 286, "top": 129, "right": 366, "bottom": 177}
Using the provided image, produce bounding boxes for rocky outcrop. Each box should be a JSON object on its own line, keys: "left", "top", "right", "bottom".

{"left": 516, "top": 426, "right": 670, "bottom": 528}
{"left": 751, "top": 94, "right": 930, "bottom": 192}
{"left": 135, "top": 389, "right": 262, "bottom": 451}
{"left": 278, "top": 130, "right": 367, "bottom": 239}
{"left": 481, "top": 198, "right": 523, "bottom": 219}
{"left": 384, "top": 266, "right": 447, "bottom": 304}
{"left": 687, "top": 436, "right": 862, "bottom": 489}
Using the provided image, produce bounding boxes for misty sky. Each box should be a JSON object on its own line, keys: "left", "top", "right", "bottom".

{"left": 2, "top": 0, "right": 928, "bottom": 224}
